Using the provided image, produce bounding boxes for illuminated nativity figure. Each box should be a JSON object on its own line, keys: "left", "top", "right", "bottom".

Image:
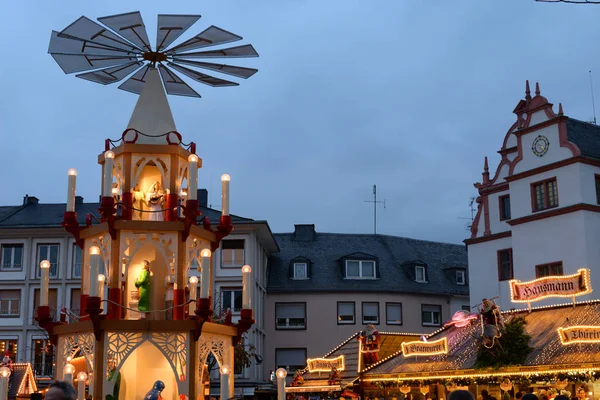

{"left": 135, "top": 260, "right": 152, "bottom": 318}
{"left": 145, "top": 181, "right": 167, "bottom": 222}
{"left": 477, "top": 297, "right": 505, "bottom": 349}
{"left": 144, "top": 380, "right": 165, "bottom": 400}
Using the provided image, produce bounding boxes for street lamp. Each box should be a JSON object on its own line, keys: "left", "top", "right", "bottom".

{"left": 276, "top": 368, "right": 288, "bottom": 400}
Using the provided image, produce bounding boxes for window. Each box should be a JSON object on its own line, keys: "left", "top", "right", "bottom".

{"left": 497, "top": 249, "right": 513, "bottom": 281}
{"left": 415, "top": 265, "right": 427, "bottom": 283}
{"left": 0, "top": 290, "right": 20, "bottom": 317}
{"left": 70, "top": 288, "right": 81, "bottom": 318}
{"left": 0, "top": 339, "right": 18, "bottom": 361}
{"left": 536, "top": 262, "right": 564, "bottom": 278}
{"left": 1, "top": 244, "right": 23, "bottom": 270}
{"left": 33, "top": 289, "right": 58, "bottom": 319}
{"left": 461, "top": 305, "right": 471, "bottom": 311}
{"left": 275, "top": 348, "right": 306, "bottom": 373}
{"left": 221, "top": 240, "right": 244, "bottom": 268}
{"left": 345, "top": 260, "right": 376, "bottom": 279}
{"left": 596, "top": 175, "right": 600, "bottom": 205}
{"left": 362, "top": 302, "right": 379, "bottom": 324}
{"left": 221, "top": 288, "right": 242, "bottom": 313}
{"left": 499, "top": 195, "right": 511, "bottom": 220}
{"left": 293, "top": 263, "right": 308, "bottom": 279}
{"left": 532, "top": 178, "right": 558, "bottom": 212}
{"left": 71, "top": 244, "right": 82, "bottom": 278}
{"left": 456, "top": 270, "right": 466, "bottom": 285}
{"left": 275, "top": 303, "right": 306, "bottom": 329}
{"left": 422, "top": 304, "right": 442, "bottom": 326}
{"left": 37, "top": 244, "right": 59, "bottom": 278}
{"left": 32, "top": 338, "right": 54, "bottom": 376}
{"left": 337, "top": 302, "right": 355, "bottom": 324}
{"left": 386, "top": 303, "right": 402, "bottom": 325}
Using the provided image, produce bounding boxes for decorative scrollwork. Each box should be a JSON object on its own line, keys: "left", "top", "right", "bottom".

{"left": 149, "top": 333, "right": 187, "bottom": 382}
{"left": 105, "top": 332, "right": 144, "bottom": 377}
{"left": 198, "top": 334, "right": 226, "bottom": 368}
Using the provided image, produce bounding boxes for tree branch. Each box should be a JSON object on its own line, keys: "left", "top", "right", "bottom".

{"left": 536, "top": 0, "right": 600, "bottom": 3}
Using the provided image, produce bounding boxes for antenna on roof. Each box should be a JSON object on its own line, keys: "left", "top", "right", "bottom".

{"left": 458, "top": 197, "right": 476, "bottom": 231}
{"left": 364, "top": 184, "right": 386, "bottom": 235}
{"left": 590, "top": 70, "right": 597, "bottom": 125}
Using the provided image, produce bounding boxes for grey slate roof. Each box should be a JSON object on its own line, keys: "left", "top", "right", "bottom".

{"left": 566, "top": 118, "right": 600, "bottom": 160}
{"left": 0, "top": 200, "right": 252, "bottom": 228}
{"left": 267, "top": 230, "right": 468, "bottom": 295}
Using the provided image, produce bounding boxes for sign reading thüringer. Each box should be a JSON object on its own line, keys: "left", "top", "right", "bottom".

{"left": 401, "top": 338, "right": 448, "bottom": 357}
{"left": 306, "top": 355, "right": 345, "bottom": 372}
{"left": 509, "top": 268, "right": 592, "bottom": 303}
{"left": 558, "top": 326, "right": 600, "bottom": 345}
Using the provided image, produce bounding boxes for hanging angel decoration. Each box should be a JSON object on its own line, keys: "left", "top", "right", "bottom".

{"left": 477, "top": 297, "right": 505, "bottom": 349}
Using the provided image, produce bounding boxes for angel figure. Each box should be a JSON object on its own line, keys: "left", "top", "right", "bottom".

{"left": 145, "top": 181, "right": 166, "bottom": 221}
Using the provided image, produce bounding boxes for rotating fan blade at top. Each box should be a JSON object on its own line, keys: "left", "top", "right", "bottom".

{"left": 166, "top": 25, "right": 242, "bottom": 54}
{"left": 49, "top": 31, "right": 139, "bottom": 57}
{"left": 173, "top": 44, "right": 259, "bottom": 59}
{"left": 98, "top": 11, "right": 152, "bottom": 52}
{"left": 158, "top": 65, "right": 201, "bottom": 97}
{"left": 51, "top": 53, "right": 139, "bottom": 74}
{"left": 167, "top": 62, "right": 238, "bottom": 87}
{"left": 59, "top": 16, "right": 142, "bottom": 53}
{"left": 156, "top": 14, "right": 201, "bottom": 51}
{"left": 119, "top": 65, "right": 151, "bottom": 95}
{"left": 76, "top": 62, "right": 144, "bottom": 85}
{"left": 170, "top": 59, "right": 258, "bottom": 79}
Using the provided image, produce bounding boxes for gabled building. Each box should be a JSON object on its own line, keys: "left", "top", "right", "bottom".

{"left": 265, "top": 224, "right": 469, "bottom": 378}
{"left": 466, "top": 81, "right": 600, "bottom": 310}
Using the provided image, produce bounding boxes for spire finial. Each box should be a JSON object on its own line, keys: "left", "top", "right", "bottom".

{"left": 482, "top": 157, "right": 490, "bottom": 184}
{"left": 525, "top": 80, "right": 531, "bottom": 100}
{"left": 535, "top": 82, "right": 541, "bottom": 96}
{"left": 558, "top": 103, "right": 564, "bottom": 116}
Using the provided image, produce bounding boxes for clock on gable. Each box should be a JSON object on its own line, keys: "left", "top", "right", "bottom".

{"left": 532, "top": 135, "right": 549, "bottom": 157}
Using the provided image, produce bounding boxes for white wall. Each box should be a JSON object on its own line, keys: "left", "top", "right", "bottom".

{"left": 468, "top": 236, "right": 512, "bottom": 310}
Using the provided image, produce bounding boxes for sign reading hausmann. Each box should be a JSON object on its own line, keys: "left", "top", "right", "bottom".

{"left": 509, "top": 268, "right": 592, "bottom": 303}
{"left": 401, "top": 338, "right": 448, "bottom": 357}
{"left": 306, "top": 355, "right": 345, "bottom": 372}
{"left": 558, "top": 326, "right": 600, "bottom": 345}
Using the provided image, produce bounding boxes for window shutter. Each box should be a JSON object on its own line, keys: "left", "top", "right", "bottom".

{"left": 423, "top": 305, "right": 440, "bottom": 313}
{"left": 276, "top": 304, "right": 305, "bottom": 319}
{"left": 387, "top": 304, "right": 402, "bottom": 322}
{"left": 363, "top": 303, "right": 378, "bottom": 316}
{"left": 276, "top": 349, "right": 306, "bottom": 367}
{"left": 339, "top": 302, "right": 354, "bottom": 315}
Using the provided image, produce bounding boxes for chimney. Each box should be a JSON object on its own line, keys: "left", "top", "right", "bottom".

{"left": 198, "top": 189, "right": 208, "bottom": 208}
{"left": 75, "top": 196, "right": 84, "bottom": 204}
{"left": 293, "top": 224, "right": 316, "bottom": 241}
{"left": 23, "top": 194, "right": 39, "bottom": 205}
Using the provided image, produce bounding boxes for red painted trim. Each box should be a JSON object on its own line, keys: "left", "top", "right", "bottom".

{"left": 483, "top": 195, "right": 491, "bottom": 236}
{"left": 505, "top": 156, "right": 600, "bottom": 182}
{"left": 470, "top": 197, "right": 482, "bottom": 238}
{"left": 480, "top": 182, "right": 509, "bottom": 195}
{"left": 498, "top": 146, "right": 518, "bottom": 155}
{"left": 107, "top": 288, "right": 121, "bottom": 320}
{"left": 558, "top": 117, "right": 581, "bottom": 156}
{"left": 507, "top": 203, "right": 600, "bottom": 226}
{"left": 121, "top": 192, "right": 134, "bottom": 220}
{"left": 173, "top": 289, "right": 185, "bottom": 320}
{"left": 502, "top": 121, "right": 520, "bottom": 150}
{"left": 165, "top": 193, "right": 178, "bottom": 222}
{"left": 464, "top": 230, "right": 511, "bottom": 246}
{"left": 80, "top": 294, "right": 89, "bottom": 321}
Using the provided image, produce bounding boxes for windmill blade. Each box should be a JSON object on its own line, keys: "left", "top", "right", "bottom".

{"left": 59, "top": 16, "right": 141, "bottom": 53}
{"left": 51, "top": 53, "right": 139, "bottom": 74}
{"left": 158, "top": 64, "right": 201, "bottom": 97}
{"left": 166, "top": 25, "right": 242, "bottom": 54}
{"left": 174, "top": 44, "right": 259, "bottom": 59}
{"left": 98, "top": 11, "right": 151, "bottom": 52}
{"left": 118, "top": 64, "right": 151, "bottom": 94}
{"left": 49, "top": 31, "right": 138, "bottom": 57}
{"left": 76, "top": 61, "right": 143, "bottom": 85}
{"left": 156, "top": 14, "right": 201, "bottom": 52}
{"left": 171, "top": 59, "right": 258, "bottom": 79}
{"left": 167, "top": 62, "right": 238, "bottom": 87}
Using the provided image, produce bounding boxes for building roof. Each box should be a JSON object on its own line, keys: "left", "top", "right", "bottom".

{"left": 0, "top": 198, "right": 252, "bottom": 228}
{"left": 566, "top": 118, "right": 600, "bottom": 160}
{"left": 8, "top": 363, "right": 37, "bottom": 397}
{"left": 267, "top": 227, "right": 468, "bottom": 295}
{"left": 364, "top": 300, "right": 600, "bottom": 378}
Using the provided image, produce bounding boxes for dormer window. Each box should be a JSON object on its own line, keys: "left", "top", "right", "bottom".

{"left": 345, "top": 260, "right": 376, "bottom": 279}
{"left": 456, "top": 270, "right": 466, "bottom": 285}
{"left": 293, "top": 263, "right": 308, "bottom": 280}
{"left": 415, "top": 265, "right": 427, "bottom": 283}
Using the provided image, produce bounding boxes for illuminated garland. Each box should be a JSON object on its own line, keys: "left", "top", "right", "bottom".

{"left": 369, "top": 371, "right": 600, "bottom": 387}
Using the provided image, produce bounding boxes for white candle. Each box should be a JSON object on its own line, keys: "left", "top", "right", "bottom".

{"left": 89, "top": 247, "right": 101, "bottom": 297}
{"left": 66, "top": 169, "right": 77, "bottom": 212}
{"left": 220, "top": 365, "right": 230, "bottom": 400}
{"left": 102, "top": 151, "right": 115, "bottom": 197}
{"left": 200, "top": 249, "right": 211, "bottom": 299}
{"left": 63, "top": 363, "right": 75, "bottom": 385}
{"left": 98, "top": 274, "right": 106, "bottom": 303}
{"left": 221, "top": 174, "right": 230, "bottom": 216}
{"left": 40, "top": 260, "right": 50, "bottom": 307}
{"left": 0, "top": 367, "right": 10, "bottom": 400}
{"left": 77, "top": 372, "right": 87, "bottom": 400}
{"left": 276, "top": 368, "right": 287, "bottom": 400}
{"left": 188, "top": 155, "right": 199, "bottom": 201}
{"left": 189, "top": 276, "right": 198, "bottom": 315}
{"left": 242, "top": 265, "right": 252, "bottom": 310}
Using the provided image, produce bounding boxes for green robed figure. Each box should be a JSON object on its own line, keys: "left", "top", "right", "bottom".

{"left": 135, "top": 260, "right": 151, "bottom": 314}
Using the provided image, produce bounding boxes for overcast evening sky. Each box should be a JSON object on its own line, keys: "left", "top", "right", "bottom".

{"left": 1, "top": 1, "right": 599, "bottom": 244}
